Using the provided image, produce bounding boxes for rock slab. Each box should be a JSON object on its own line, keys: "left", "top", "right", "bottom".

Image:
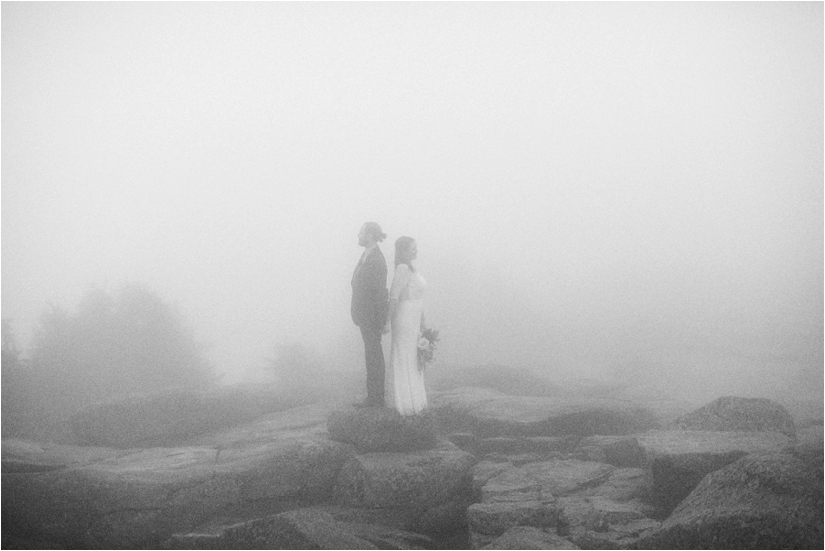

{"left": 70, "top": 386, "right": 303, "bottom": 448}
{"left": 483, "top": 526, "right": 580, "bottom": 549}
{"left": 432, "top": 387, "right": 658, "bottom": 438}
{"left": 165, "top": 509, "right": 378, "bottom": 549}
{"left": 637, "top": 429, "right": 793, "bottom": 513}
{"left": 327, "top": 407, "right": 437, "bottom": 452}
{"left": 637, "top": 449, "right": 823, "bottom": 549}
{"left": 333, "top": 447, "right": 475, "bottom": 509}
{"left": 671, "top": 396, "right": 796, "bottom": 437}
{"left": 468, "top": 459, "right": 616, "bottom": 548}
{"left": 3, "top": 432, "right": 354, "bottom": 548}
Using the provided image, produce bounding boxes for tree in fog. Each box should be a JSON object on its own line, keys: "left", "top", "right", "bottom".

{"left": 2, "top": 318, "right": 22, "bottom": 370}
{"left": 2, "top": 319, "right": 29, "bottom": 435}
{"left": 26, "top": 284, "right": 214, "bottom": 418}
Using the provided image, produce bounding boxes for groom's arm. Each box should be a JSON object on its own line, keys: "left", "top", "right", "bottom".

{"left": 362, "top": 254, "right": 387, "bottom": 298}
{"left": 362, "top": 254, "right": 388, "bottom": 327}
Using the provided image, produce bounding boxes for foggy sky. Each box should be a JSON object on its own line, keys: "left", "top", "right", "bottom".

{"left": 2, "top": 2, "right": 822, "bottom": 401}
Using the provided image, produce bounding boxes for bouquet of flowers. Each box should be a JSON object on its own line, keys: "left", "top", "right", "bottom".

{"left": 417, "top": 327, "right": 440, "bottom": 370}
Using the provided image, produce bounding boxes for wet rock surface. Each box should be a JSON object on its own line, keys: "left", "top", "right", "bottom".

{"left": 3, "top": 405, "right": 353, "bottom": 549}
{"left": 637, "top": 429, "right": 793, "bottom": 512}
{"left": 165, "top": 508, "right": 377, "bottom": 549}
{"left": 637, "top": 448, "right": 823, "bottom": 549}
{"left": 482, "top": 526, "right": 580, "bottom": 549}
{"left": 670, "top": 396, "right": 796, "bottom": 437}
{"left": 3, "top": 388, "right": 822, "bottom": 550}
{"left": 327, "top": 406, "right": 438, "bottom": 452}
{"left": 431, "top": 387, "right": 659, "bottom": 437}
{"left": 70, "top": 386, "right": 308, "bottom": 448}
{"left": 333, "top": 445, "right": 475, "bottom": 509}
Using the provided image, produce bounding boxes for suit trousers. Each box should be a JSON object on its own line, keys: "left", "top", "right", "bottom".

{"left": 360, "top": 325, "right": 385, "bottom": 405}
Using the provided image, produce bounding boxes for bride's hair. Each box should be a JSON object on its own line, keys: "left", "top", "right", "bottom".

{"left": 394, "top": 236, "right": 416, "bottom": 271}
{"left": 363, "top": 222, "right": 386, "bottom": 242}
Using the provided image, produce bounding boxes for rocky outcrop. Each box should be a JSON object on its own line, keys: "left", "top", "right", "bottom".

{"left": 3, "top": 421, "right": 354, "bottom": 548}
{"left": 467, "top": 459, "right": 618, "bottom": 548}
{"left": 6, "top": 386, "right": 815, "bottom": 550}
{"left": 637, "top": 429, "right": 793, "bottom": 513}
{"left": 482, "top": 526, "right": 580, "bottom": 549}
{"left": 432, "top": 387, "right": 658, "bottom": 438}
{"left": 467, "top": 463, "right": 560, "bottom": 548}
{"left": 671, "top": 396, "right": 796, "bottom": 437}
{"left": 468, "top": 459, "right": 662, "bottom": 549}
{"left": 637, "top": 449, "right": 823, "bottom": 549}
{"left": 557, "top": 467, "right": 660, "bottom": 549}
{"left": 573, "top": 435, "right": 645, "bottom": 467}
{"left": 327, "top": 407, "right": 437, "bottom": 452}
{"left": 70, "top": 386, "right": 308, "bottom": 448}
{"left": 324, "top": 442, "right": 476, "bottom": 541}
{"left": 333, "top": 445, "right": 475, "bottom": 509}
{"left": 2, "top": 439, "right": 126, "bottom": 474}
{"left": 449, "top": 432, "right": 576, "bottom": 458}
{"left": 164, "top": 508, "right": 433, "bottom": 550}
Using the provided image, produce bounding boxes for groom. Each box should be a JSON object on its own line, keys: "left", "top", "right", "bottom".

{"left": 351, "top": 222, "right": 389, "bottom": 407}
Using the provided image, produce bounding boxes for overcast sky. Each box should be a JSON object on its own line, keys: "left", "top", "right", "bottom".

{"left": 2, "top": 2, "right": 822, "bottom": 400}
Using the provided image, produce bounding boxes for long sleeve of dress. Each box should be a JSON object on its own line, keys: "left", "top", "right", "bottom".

{"left": 390, "top": 264, "right": 411, "bottom": 301}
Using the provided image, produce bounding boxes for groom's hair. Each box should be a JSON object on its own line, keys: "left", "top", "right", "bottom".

{"left": 363, "top": 222, "right": 386, "bottom": 242}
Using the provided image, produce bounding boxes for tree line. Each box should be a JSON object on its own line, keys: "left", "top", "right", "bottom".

{"left": 2, "top": 284, "right": 214, "bottom": 440}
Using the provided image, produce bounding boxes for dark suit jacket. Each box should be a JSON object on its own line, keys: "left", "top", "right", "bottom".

{"left": 351, "top": 247, "right": 389, "bottom": 329}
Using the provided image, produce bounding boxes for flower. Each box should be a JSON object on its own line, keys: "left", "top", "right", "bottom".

{"left": 417, "top": 327, "right": 440, "bottom": 370}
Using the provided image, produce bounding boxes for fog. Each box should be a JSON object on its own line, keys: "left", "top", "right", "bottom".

{"left": 3, "top": 2, "right": 822, "bottom": 404}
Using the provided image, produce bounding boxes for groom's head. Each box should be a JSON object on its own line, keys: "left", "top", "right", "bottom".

{"left": 359, "top": 222, "right": 386, "bottom": 247}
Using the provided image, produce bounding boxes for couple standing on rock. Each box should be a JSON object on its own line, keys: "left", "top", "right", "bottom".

{"left": 351, "top": 221, "right": 428, "bottom": 416}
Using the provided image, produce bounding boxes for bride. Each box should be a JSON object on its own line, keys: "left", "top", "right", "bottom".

{"left": 383, "top": 236, "right": 428, "bottom": 416}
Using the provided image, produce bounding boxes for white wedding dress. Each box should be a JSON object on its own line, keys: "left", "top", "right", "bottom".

{"left": 385, "top": 263, "right": 428, "bottom": 416}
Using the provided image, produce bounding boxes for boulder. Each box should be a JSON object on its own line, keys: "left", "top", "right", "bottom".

{"left": 471, "top": 459, "right": 514, "bottom": 498}
{"left": 637, "top": 429, "right": 793, "bottom": 513}
{"left": 467, "top": 462, "right": 559, "bottom": 548}
{"left": 485, "top": 452, "right": 549, "bottom": 466}
{"left": 333, "top": 447, "right": 475, "bottom": 509}
{"left": 566, "top": 519, "right": 660, "bottom": 550}
{"left": 574, "top": 435, "right": 645, "bottom": 467}
{"left": 468, "top": 500, "right": 559, "bottom": 549}
{"left": 671, "top": 396, "right": 796, "bottom": 437}
{"left": 468, "top": 459, "right": 615, "bottom": 548}
{"left": 327, "top": 407, "right": 437, "bottom": 452}
{"left": 554, "top": 467, "right": 659, "bottom": 549}
{"left": 70, "top": 385, "right": 304, "bottom": 448}
{"left": 468, "top": 459, "right": 662, "bottom": 549}
{"left": 431, "top": 387, "right": 657, "bottom": 438}
{"left": 312, "top": 502, "right": 455, "bottom": 540}
{"left": 482, "top": 526, "right": 580, "bottom": 549}
{"left": 637, "top": 449, "right": 823, "bottom": 549}
{"left": 2, "top": 431, "right": 354, "bottom": 548}
{"left": 518, "top": 459, "right": 615, "bottom": 496}
{"left": 473, "top": 436, "right": 576, "bottom": 456}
